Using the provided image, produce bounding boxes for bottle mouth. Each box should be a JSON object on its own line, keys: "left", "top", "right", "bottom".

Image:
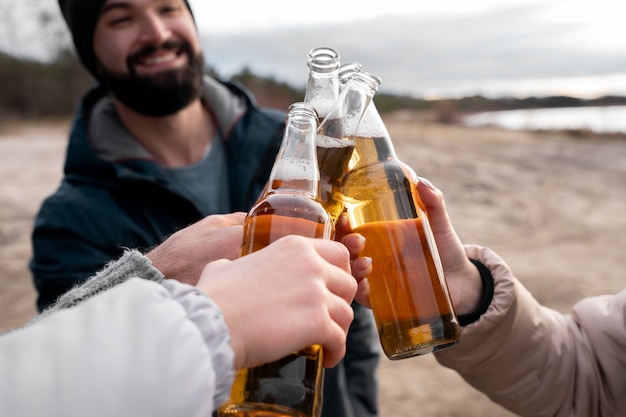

{"left": 287, "top": 102, "right": 319, "bottom": 123}
{"left": 351, "top": 67, "right": 382, "bottom": 93}
{"left": 307, "top": 47, "right": 341, "bottom": 72}
{"left": 338, "top": 62, "right": 363, "bottom": 84}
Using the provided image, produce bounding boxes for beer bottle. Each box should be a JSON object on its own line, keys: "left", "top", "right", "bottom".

{"left": 339, "top": 68, "right": 460, "bottom": 360}
{"left": 218, "top": 102, "right": 332, "bottom": 417}
{"left": 338, "top": 62, "right": 362, "bottom": 91}
{"left": 303, "top": 47, "right": 341, "bottom": 122}
{"left": 303, "top": 47, "right": 343, "bottom": 222}
{"left": 315, "top": 65, "right": 377, "bottom": 222}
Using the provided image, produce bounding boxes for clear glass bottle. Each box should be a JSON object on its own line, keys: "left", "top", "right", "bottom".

{"left": 339, "top": 68, "right": 460, "bottom": 360}
{"left": 338, "top": 62, "right": 362, "bottom": 91}
{"left": 303, "top": 47, "right": 341, "bottom": 122}
{"left": 218, "top": 102, "right": 332, "bottom": 417}
{"left": 315, "top": 67, "right": 377, "bottom": 222}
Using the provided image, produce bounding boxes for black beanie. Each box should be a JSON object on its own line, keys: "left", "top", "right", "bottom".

{"left": 58, "top": 0, "right": 194, "bottom": 79}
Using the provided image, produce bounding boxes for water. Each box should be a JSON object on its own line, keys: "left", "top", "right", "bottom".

{"left": 463, "top": 105, "right": 626, "bottom": 134}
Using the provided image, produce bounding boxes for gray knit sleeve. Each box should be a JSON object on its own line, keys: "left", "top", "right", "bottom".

{"left": 161, "top": 280, "right": 235, "bottom": 408}
{"left": 32, "top": 249, "right": 164, "bottom": 323}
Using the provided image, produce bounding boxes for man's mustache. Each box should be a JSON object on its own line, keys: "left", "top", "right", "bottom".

{"left": 128, "top": 39, "right": 187, "bottom": 64}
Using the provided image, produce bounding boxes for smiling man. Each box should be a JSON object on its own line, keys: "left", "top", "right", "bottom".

{"left": 28, "top": 1, "right": 380, "bottom": 417}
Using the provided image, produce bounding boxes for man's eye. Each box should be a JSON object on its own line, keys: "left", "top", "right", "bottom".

{"left": 160, "top": 5, "right": 182, "bottom": 15}
{"left": 109, "top": 15, "right": 132, "bottom": 26}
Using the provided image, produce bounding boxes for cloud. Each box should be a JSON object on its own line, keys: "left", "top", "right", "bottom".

{"left": 201, "top": 4, "right": 626, "bottom": 98}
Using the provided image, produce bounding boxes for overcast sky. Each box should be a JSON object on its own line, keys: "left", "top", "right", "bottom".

{"left": 3, "top": 0, "right": 625, "bottom": 99}
{"left": 189, "top": 0, "right": 626, "bottom": 98}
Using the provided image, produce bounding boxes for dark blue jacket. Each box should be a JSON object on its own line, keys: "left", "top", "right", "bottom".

{"left": 30, "top": 81, "right": 283, "bottom": 308}
{"left": 29, "top": 80, "right": 379, "bottom": 417}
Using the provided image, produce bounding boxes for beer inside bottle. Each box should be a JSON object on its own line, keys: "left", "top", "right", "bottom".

{"left": 314, "top": 69, "right": 377, "bottom": 223}
{"left": 316, "top": 133, "right": 355, "bottom": 222}
{"left": 219, "top": 102, "right": 332, "bottom": 417}
{"left": 223, "top": 344, "right": 324, "bottom": 417}
{"left": 240, "top": 193, "right": 334, "bottom": 256}
{"left": 340, "top": 136, "right": 460, "bottom": 360}
{"left": 222, "top": 194, "right": 331, "bottom": 417}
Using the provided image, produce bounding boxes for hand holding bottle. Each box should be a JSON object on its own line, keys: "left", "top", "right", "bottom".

{"left": 220, "top": 102, "right": 337, "bottom": 417}
{"left": 197, "top": 235, "right": 358, "bottom": 370}
{"left": 336, "top": 214, "right": 372, "bottom": 305}
{"left": 414, "top": 178, "right": 483, "bottom": 317}
{"left": 348, "top": 177, "right": 485, "bottom": 316}
{"left": 146, "top": 212, "right": 246, "bottom": 285}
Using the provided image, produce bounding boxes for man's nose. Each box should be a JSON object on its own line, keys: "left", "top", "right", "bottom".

{"left": 137, "top": 12, "right": 171, "bottom": 45}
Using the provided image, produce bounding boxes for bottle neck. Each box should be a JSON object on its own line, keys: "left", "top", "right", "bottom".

{"left": 304, "top": 75, "right": 339, "bottom": 120}
{"left": 267, "top": 105, "right": 320, "bottom": 199}
{"left": 349, "top": 102, "right": 398, "bottom": 169}
{"left": 317, "top": 67, "right": 381, "bottom": 140}
{"left": 304, "top": 47, "right": 340, "bottom": 120}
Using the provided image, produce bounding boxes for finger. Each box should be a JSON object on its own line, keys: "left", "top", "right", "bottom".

{"left": 354, "top": 278, "right": 372, "bottom": 308}
{"left": 416, "top": 177, "right": 443, "bottom": 211}
{"left": 322, "top": 297, "right": 353, "bottom": 367}
{"left": 351, "top": 256, "right": 372, "bottom": 281}
{"left": 335, "top": 213, "right": 350, "bottom": 232}
{"left": 333, "top": 213, "right": 351, "bottom": 241}
{"left": 340, "top": 233, "right": 366, "bottom": 260}
{"left": 311, "top": 239, "right": 351, "bottom": 273}
{"left": 416, "top": 178, "right": 470, "bottom": 274}
{"left": 326, "top": 267, "right": 358, "bottom": 305}
{"left": 327, "top": 291, "right": 355, "bottom": 334}
{"left": 322, "top": 325, "right": 347, "bottom": 368}
{"left": 416, "top": 177, "right": 455, "bottom": 236}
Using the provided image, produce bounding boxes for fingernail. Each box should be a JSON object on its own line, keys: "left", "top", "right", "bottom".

{"left": 417, "top": 176, "right": 435, "bottom": 190}
{"left": 347, "top": 233, "right": 365, "bottom": 247}
{"left": 357, "top": 256, "right": 372, "bottom": 269}
{"left": 336, "top": 214, "right": 347, "bottom": 227}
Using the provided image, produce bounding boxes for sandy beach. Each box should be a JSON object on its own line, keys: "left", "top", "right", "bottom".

{"left": 1, "top": 115, "right": 624, "bottom": 416}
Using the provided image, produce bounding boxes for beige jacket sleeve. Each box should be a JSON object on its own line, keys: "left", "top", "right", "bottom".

{"left": 435, "top": 244, "right": 626, "bottom": 417}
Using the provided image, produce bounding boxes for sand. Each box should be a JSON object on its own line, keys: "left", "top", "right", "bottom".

{"left": 1, "top": 115, "right": 624, "bottom": 416}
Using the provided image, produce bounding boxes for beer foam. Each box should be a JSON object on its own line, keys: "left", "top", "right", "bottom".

{"left": 316, "top": 134, "right": 355, "bottom": 148}
{"left": 354, "top": 118, "right": 387, "bottom": 137}
{"left": 274, "top": 157, "right": 318, "bottom": 181}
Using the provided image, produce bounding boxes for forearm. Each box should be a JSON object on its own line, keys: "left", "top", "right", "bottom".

{"left": 32, "top": 250, "right": 164, "bottom": 323}
{"left": 436, "top": 245, "right": 580, "bottom": 417}
{"left": 1, "top": 279, "right": 234, "bottom": 416}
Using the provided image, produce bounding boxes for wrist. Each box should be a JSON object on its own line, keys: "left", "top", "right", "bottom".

{"left": 456, "top": 259, "right": 494, "bottom": 326}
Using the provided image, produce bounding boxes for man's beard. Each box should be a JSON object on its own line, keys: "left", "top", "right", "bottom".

{"left": 98, "top": 40, "right": 205, "bottom": 116}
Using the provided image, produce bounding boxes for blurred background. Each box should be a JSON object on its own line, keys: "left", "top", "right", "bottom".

{"left": 2, "top": 0, "right": 626, "bottom": 131}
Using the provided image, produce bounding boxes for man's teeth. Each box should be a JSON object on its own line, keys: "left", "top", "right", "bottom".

{"left": 145, "top": 53, "right": 177, "bottom": 65}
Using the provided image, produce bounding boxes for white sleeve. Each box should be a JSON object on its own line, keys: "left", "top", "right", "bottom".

{"left": 0, "top": 278, "right": 235, "bottom": 417}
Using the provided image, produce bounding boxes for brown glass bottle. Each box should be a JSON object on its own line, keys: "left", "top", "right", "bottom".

{"left": 314, "top": 67, "right": 377, "bottom": 222}
{"left": 218, "top": 103, "right": 332, "bottom": 417}
{"left": 338, "top": 69, "right": 460, "bottom": 360}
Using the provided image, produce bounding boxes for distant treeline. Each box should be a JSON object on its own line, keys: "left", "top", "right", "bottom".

{"left": 0, "top": 52, "right": 92, "bottom": 121}
{"left": 2, "top": 51, "right": 626, "bottom": 123}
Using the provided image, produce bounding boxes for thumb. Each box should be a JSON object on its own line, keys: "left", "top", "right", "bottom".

{"left": 416, "top": 177, "right": 468, "bottom": 271}
{"left": 416, "top": 177, "right": 451, "bottom": 232}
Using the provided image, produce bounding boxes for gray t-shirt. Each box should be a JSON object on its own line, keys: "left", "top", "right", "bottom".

{"left": 88, "top": 96, "right": 231, "bottom": 216}
{"left": 164, "top": 134, "right": 231, "bottom": 216}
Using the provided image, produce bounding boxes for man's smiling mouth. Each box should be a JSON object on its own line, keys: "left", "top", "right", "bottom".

{"left": 143, "top": 52, "right": 179, "bottom": 66}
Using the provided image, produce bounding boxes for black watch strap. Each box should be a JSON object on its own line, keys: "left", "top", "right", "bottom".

{"left": 457, "top": 259, "right": 495, "bottom": 326}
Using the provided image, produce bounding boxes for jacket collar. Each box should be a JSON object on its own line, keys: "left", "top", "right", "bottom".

{"left": 87, "top": 76, "right": 248, "bottom": 163}
{"left": 63, "top": 76, "right": 254, "bottom": 186}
